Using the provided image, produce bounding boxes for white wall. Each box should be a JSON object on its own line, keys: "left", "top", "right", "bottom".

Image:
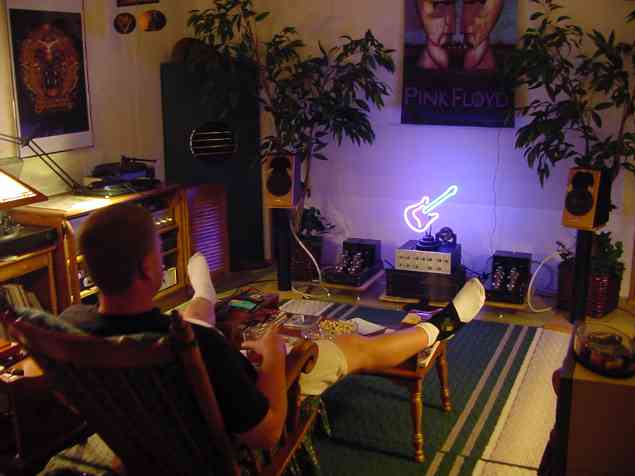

{"left": 0, "top": 0, "right": 632, "bottom": 296}
{"left": 257, "top": 0, "right": 635, "bottom": 296}
{"left": 0, "top": 0, "right": 191, "bottom": 195}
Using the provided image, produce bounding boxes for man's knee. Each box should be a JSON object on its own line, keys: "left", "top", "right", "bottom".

{"left": 333, "top": 334, "right": 374, "bottom": 373}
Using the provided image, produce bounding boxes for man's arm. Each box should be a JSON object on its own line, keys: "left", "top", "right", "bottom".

{"left": 239, "top": 328, "right": 287, "bottom": 449}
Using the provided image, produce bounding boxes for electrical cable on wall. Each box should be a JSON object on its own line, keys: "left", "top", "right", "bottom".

{"left": 288, "top": 216, "right": 330, "bottom": 298}
{"left": 527, "top": 251, "right": 560, "bottom": 313}
{"left": 489, "top": 128, "right": 503, "bottom": 256}
{"left": 531, "top": 259, "right": 557, "bottom": 297}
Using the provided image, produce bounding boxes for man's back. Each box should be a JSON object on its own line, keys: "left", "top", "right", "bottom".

{"left": 59, "top": 304, "right": 269, "bottom": 435}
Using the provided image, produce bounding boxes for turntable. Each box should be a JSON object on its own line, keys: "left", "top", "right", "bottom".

{"left": 83, "top": 156, "right": 161, "bottom": 197}
{"left": 84, "top": 177, "right": 161, "bottom": 197}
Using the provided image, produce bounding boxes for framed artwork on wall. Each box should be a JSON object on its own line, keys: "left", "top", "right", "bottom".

{"left": 5, "top": 0, "right": 93, "bottom": 157}
{"left": 117, "top": 0, "right": 159, "bottom": 6}
{"left": 401, "top": 0, "right": 516, "bottom": 127}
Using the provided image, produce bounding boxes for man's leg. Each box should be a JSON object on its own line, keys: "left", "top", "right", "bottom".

{"left": 335, "top": 278, "right": 485, "bottom": 374}
{"left": 182, "top": 253, "right": 217, "bottom": 327}
{"left": 334, "top": 327, "right": 432, "bottom": 374}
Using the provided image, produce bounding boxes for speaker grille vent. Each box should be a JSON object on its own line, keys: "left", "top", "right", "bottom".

{"left": 189, "top": 122, "right": 236, "bottom": 160}
{"left": 186, "top": 185, "right": 229, "bottom": 280}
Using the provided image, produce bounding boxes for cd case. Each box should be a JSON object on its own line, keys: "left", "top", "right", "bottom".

{"left": 283, "top": 314, "right": 323, "bottom": 329}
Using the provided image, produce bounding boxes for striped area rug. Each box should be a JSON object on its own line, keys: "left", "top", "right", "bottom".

{"left": 38, "top": 302, "right": 559, "bottom": 476}
{"left": 313, "top": 303, "right": 544, "bottom": 476}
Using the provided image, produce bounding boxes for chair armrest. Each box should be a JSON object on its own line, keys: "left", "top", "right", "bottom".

{"left": 284, "top": 340, "right": 318, "bottom": 391}
{"left": 279, "top": 340, "right": 319, "bottom": 450}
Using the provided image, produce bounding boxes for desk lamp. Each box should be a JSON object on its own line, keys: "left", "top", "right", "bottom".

{"left": 0, "top": 132, "right": 86, "bottom": 195}
{"left": 0, "top": 168, "right": 47, "bottom": 241}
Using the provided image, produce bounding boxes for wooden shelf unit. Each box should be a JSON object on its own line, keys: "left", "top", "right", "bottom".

{"left": 10, "top": 186, "right": 192, "bottom": 312}
{"left": 0, "top": 245, "right": 58, "bottom": 315}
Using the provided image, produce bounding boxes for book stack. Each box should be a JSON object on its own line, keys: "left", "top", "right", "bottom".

{"left": 0, "top": 284, "right": 43, "bottom": 310}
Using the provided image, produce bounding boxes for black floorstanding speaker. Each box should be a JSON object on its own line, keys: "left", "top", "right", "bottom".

{"left": 161, "top": 62, "right": 264, "bottom": 271}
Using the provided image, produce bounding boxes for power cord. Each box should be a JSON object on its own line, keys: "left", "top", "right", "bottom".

{"left": 287, "top": 216, "right": 330, "bottom": 299}
{"left": 489, "top": 128, "right": 503, "bottom": 255}
{"left": 464, "top": 265, "right": 489, "bottom": 281}
{"left": 531, "top": 259, "right": 557, "bottom": 296}
{"left": 527, "top": 252, "right": 560, "bottom": 313}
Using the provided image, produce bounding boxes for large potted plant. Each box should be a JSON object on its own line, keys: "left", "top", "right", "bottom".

{"left": 505, "top": 0, "right": 635, "bottom": 186}
{"left": 556, "top": 232, "right": 625, "bottom": 317}
{"left": 186, "top": 0, "right": 395, "bottom": 197}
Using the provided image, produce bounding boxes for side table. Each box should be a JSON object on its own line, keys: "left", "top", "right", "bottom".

{"left": 547, "top": 310, "right": 635, "bottom": 475}
{"left": 362, "top": 341, "right": 451, "bottom": 463}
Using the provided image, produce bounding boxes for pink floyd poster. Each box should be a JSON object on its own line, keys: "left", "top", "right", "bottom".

{"left": 6, "top": 0, "right": 93, "bottom": 156}
{"left": 402, "top": 0, "right": 516, "bottom": 127}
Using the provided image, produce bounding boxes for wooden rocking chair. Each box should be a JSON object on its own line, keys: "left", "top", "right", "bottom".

{"left": 2, "top": 307, "right": 319, "bottom": 476}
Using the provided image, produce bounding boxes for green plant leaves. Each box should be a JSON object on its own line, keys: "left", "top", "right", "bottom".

{"left": 556, "top": 233, "right": 624, "bottom": 278}
{"left": 504, "top": 0, "right": 635, "bottom": 186}
{"left": 187, "top": 0, "right": 393, "bottom": 176}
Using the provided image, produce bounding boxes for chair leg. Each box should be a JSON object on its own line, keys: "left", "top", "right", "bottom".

{"left": 301, "top": 433, "right": 321, "bottom": 475}
{"left": 318, "top": 398, "right": 331, "bottom": 438}
{"left": 409, "top": 378, "right": 425, "bottom": 463}
{"left": 435, "top": 344, "right": 452, "bottom": 412}
{"left": 286, "top": 455, "right": 301, "bottom": 476}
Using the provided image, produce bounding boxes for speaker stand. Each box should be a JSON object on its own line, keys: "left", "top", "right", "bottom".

{"left": 569, "top": 230, "right": 593, "bottom": 323}
{"left": 273, "top": 208, "right": 292, "bottom": 291}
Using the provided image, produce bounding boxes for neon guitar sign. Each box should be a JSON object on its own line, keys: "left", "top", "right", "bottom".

{"left": 403, "top": 185, "right": 458, "bottom": 233}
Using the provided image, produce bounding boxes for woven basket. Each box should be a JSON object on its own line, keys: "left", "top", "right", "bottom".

{"left": 557, "top": 262, "right": 621, "bottom": 317}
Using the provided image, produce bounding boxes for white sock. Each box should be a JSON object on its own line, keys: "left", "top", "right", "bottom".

{"left": 417, "top": 323, "right": 440, "bottom": 344}
{"left": 415, "top": 277, "right": 485, "bottom": 345}
{"left": 453, "top": 277, "right": 485, "bottom": 322}
{"left": 187, "top": 252, "right": 216, "bottom": 305}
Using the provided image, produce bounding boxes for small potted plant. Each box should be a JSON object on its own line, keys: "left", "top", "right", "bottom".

{"left": 291, "top": 207, "right": 335, "bottom": 282}
{"left": 557, "top": 232, "right": 625, "bottom": 317}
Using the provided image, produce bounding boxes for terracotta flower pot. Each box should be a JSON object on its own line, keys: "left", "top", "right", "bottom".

{"left": 557, "top": 262, "right": 621, "bottom": 317}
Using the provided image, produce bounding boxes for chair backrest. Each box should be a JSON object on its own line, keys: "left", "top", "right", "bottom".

{"left": 4, "top": 307, "right": 239, "bottom": 476}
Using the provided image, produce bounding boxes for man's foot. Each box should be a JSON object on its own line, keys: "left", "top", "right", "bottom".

{"left": 187, "top": 252, "right": 216, "bottom": 304}
{"left": 417, "top": 278, "right": 485, "bottom": 342}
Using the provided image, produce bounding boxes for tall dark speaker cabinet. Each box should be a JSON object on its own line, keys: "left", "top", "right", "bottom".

{"left": 161, "top": 62, "right": 264, "bottom": 271}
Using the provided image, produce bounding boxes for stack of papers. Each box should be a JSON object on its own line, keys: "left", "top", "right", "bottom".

{"left": 349, "top": 317, "right": 387, "bottom": 335}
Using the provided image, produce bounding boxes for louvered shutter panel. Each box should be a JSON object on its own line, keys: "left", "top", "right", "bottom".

{"left": 185, "top": 185, "right": 229, "bottom": 281}
{"left": 189, "top": 122, "right": 236, "bottom": 161}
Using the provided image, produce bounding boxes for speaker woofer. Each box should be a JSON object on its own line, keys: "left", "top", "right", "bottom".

{"left": 562, "top": 167, "right": 611, "bottom": 231}
{"left": 565, "top": 171, "right": 595, "bottom": 216}
{"left": 265, "top": 155, "right": 293, "bottom": 196}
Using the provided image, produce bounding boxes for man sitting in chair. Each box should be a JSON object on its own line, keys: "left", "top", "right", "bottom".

{"left": 60, "top": 203, "right": 485, "bottom": 450}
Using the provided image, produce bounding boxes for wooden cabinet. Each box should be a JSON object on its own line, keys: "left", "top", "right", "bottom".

{"left": 0, "top": 246, "right": 58, "bottom": 315}
{"left": 10, "top": 186, "right": 192, "bottom": 312}
{"left": 8, "top": 184, "right": 231, "bottom": 314}
{"left": 0, "top": 245, "right": 58, "bottom": 339}
{"left": 549, "top": 310, "right": 635, "bottom": 475}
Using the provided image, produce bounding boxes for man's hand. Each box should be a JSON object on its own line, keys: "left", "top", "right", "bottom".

{"left": 238, "top": 325, "right": 288, "bottom": 449}
{"left": 242, "top": 325, "right": 286, "bottom": 359}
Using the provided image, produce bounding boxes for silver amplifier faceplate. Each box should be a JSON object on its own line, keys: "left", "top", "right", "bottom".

{"left": 395, "top": 240, "right": 461, "bottom": 275}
